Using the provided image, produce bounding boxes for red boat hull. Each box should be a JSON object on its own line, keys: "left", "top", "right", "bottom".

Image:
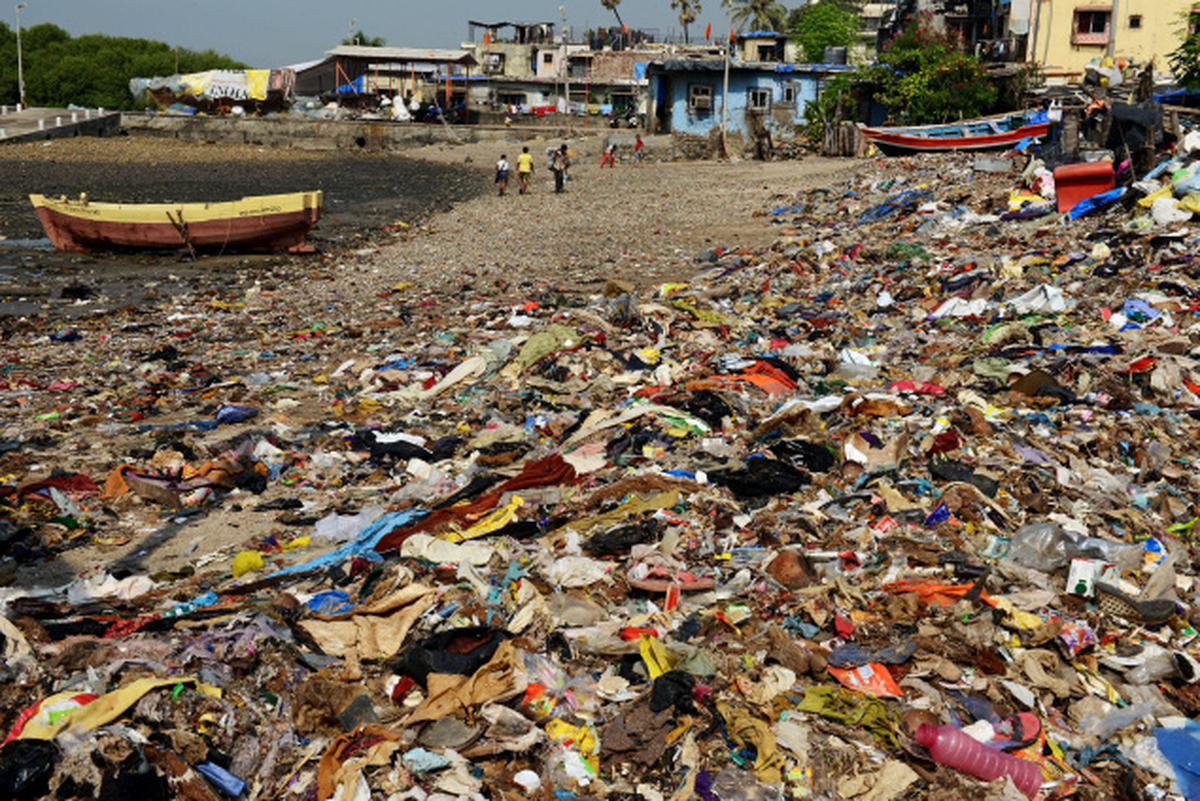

{"left": 860, "top": 123, "right": 1051, "bottom": 155}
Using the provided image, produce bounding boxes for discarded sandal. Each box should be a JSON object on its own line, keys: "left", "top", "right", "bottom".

{"left": 627, "top": 567, "right": 715, "bottom": 593}
{"left": 1094, "top": 582, "right": 1176, "bottom": 625}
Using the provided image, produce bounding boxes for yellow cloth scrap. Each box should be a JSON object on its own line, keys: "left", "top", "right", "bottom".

{"left": 993, "top": 597, "right": 1047, "bottom": 631}
{"left": 246, "top": 69, "right": 270, "bottom": 100}
{"left": 1138, "top": 185, "right": 1173, "bottom": 207}
{"left": 445, "top": 495, "right": 525, "bottom": 543}
{"left": 232, "top": 550, "right": 264, "bottom": 578}
{"left": 547, "top": 719, "right": 599, "bottom": 756}
{"left": 19, "top": 677, "right": 216, "bottom": 740}
{"left": 546, "top": 719, "right": 600, "bottom": 775}
{"left": 639, "top": 633, "right": 675, "bottom": 680}
{"left": 565, "top": 490, "right": 683, "bottom": 535}
{"left": 716, "top": 703, "right": 784, "bottom": 784}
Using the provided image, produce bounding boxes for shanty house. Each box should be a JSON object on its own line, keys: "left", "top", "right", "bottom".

{"left": 294, "top": 46, "right": 477, "bottom": 102}
{"left": 646, "top": 60, "right": 852, "bottom": 138}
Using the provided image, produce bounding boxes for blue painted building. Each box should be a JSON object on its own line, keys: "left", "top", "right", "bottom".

{"left": 646, "top": 60, "right": 854, "bottom": 138}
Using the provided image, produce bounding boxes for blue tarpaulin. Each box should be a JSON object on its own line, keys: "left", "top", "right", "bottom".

{"left": 268, "top": 509, "right": 426, "bottom": 577}
{"left": 1155, "top": 724, "right": 1200, "bottom": 801}
{"left": 1067, "top": 187, "right": 1127, "bottom": 221}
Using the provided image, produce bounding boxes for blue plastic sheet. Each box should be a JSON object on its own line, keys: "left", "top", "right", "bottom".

{"left": 1144, "top": 159, "right": 1174, "bottom": 180}
{"left": 195, "top": 762, "right": 246, "bottom": 797}
{"left": 268, "top": 509, "right": 426, "bottom": 577}
{"left": 1067, "top": 187, "right": 1127, "bottom": 220}
{"left": 216, "top": 404, "right": 258, "bottom": 425}
{"left": 858, "top": 189, "right": 934, "bottom": 225}
{"left": 1154, "top": 723, "right": 1200, "bottom": 800}
{"left": 306, "top": 590, "right": 354, "bottom": 616}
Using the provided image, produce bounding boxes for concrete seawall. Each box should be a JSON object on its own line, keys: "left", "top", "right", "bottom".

{"left": 119, "top": 112, "right": 581, "bottom": 150}
{"left": 0, "top": 107, "right": 122, "bottom": 144}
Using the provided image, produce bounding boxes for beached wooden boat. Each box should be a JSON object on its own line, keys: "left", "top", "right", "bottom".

{"left": 859, "top": 114, "right": 1051, "bottom": 156}
{"left": 29, "top": 191, "right": 322, "bottom": 254}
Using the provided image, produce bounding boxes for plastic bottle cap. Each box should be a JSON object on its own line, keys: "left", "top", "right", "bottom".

{"left": 914, "top": 724, "right": 936, "bottom": 748}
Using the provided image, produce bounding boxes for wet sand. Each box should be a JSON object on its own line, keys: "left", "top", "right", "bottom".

{"left": 0, "top": 137, "right": 487, "bottom": 318}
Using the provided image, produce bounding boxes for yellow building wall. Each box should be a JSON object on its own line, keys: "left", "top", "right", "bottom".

{"left": 1030, "top": 0, "right": 1192, "bottom": 80}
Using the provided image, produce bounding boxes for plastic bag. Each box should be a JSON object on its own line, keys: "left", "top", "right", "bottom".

{"left": 1006, "top": 522, "right": 1140, "bottom": 571}
{"left": 1078, "top": 701, "right": 1154, "bottom": 740}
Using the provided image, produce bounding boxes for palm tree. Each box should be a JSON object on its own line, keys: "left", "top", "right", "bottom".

{"left": 341, "top": 31, "right": 386, "bottom": 47}
{"left": 671, "top": 0, "right": 702, "bottom": 43}
{"left": 721, "top": 0, "right": 787, "bottom": 32}
{"left": 600, "top": 0, "right": 625, "bottom": 28}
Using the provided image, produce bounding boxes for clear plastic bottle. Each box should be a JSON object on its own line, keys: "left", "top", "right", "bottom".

{"left": 916, "top": 724, "right": 1043, "bottom": 799}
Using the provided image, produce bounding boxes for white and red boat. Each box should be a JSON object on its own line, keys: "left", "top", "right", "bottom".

{"left": 859, "top": 113, "right": 1051, "bottom": 156}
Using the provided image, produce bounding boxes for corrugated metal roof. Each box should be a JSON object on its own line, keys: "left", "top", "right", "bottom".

{"left": 325, "top": 46, "right": 478, "bottom": 66}
{"left": 467, "top": 20, "right": 555, "bottom": 28}
{"left": 650, "top": 59, "right": 855, "bottom": 73}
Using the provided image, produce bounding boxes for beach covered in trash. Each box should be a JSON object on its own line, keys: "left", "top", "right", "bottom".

{"left": 2, "top": 140, "right": 1200, "bottom": 801}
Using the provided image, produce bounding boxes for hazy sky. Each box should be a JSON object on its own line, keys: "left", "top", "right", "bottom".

{"left": 13, "top": 1, "right": 746, "bottom": 68}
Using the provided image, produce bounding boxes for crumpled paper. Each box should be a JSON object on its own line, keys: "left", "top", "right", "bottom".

{"left": 406, "top": 640, "right": 525, "bottom": 724}
{"left": 300, "top": 584, "right": 434, "bottom": 661}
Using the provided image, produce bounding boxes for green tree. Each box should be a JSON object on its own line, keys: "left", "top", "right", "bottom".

{"left": 0, "top": 24, "right": 15, "bottom": 104}
{"left": 1169, "top": 10, "right": 1200, "bottom": 88}
{"left": 871, "top": 12, "right": 996, "bottom": 124}
{"left": 671, "top": 0, "right": 702, "bottom": 43}
{"left": 721, "top": 0, "right": 787, "bottom": 32}
{"left": 0, "top": 22, "right": 244, "bottom": 109}
{"left": 791, "top": 2, "right": 858, "bottom": 62}
{"left": 803, "top": 12, "right": 998, "bottom": 139}
{"left": 341, "top": 31, "right": 386, "bottom": 47}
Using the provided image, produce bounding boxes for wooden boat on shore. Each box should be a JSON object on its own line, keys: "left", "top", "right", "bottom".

{"left": 29, "top": 191, "right": 322, "bottom": 254}
{"left": 859, "top": 114, "right": 1051, "bottom": 156}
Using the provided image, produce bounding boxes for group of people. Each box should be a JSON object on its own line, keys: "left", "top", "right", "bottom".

{"left": 495, "top": 145, "right": 570, "bottom": 196}
{"left": 495, "top": 135, "right": 644, "bottom": 196}
{"left": 601, "top": 133, "right": 644, "bottom": 169}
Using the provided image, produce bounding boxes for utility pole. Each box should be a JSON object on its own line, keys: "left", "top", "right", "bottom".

{"left": 560, "top": 5, "right": 571, "bottom": 123}
{"left": 720, "top": 27, "right": 731, "bottom": 158}
{"left": 1106, "top": 0, "right": 1118, "bottom": 58}
{"left": 1028, "top": 0, "right": 1043, "bottom": 64}
{"left": 15, "top": 3, "right": 27, "bottom": 110}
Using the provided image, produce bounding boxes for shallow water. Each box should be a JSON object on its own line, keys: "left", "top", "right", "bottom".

{"left": 0, "top": 238, "right": 53, "bottom": 250}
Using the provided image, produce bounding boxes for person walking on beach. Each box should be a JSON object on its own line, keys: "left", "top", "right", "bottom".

{"left": 551, "top": 144, "right": 570, "bottom": 194}
{"left": 495, "top": 154, "right": 510, "bottom": 196}
{"left": 634, "top": 134, "right": 645, "bottom": 166}
{"left": 516, "top": 146, "right": 534, "bottom": 194}
{"left": 600, "top": 141, "right": 617, "bottom": 169}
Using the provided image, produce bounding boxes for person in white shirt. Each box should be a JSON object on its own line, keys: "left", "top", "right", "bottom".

{"left": 495, "top": 155, "right": 511, "bottom": 196}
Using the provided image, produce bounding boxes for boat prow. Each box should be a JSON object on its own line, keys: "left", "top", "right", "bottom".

{"left": 29, "top": 191, "right": 323, "bottom": 254}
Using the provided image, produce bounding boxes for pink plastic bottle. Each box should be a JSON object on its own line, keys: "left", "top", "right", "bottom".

{"left": 916, "top": 724, "right": 1043, "bottom": 799}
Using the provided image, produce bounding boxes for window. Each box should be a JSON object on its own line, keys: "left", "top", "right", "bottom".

{"left": 1072, "top": 8, "right": 1111, "bottom": 45}
{"left": 782, "top": 83, "right": 797, "bottom": 105}
{"left": 484, "top": 52, "right": 506, "bottom": 73}
{"left": 748, "top": 88, "right": 771, "bottom": 112}
{"left": 498, "top": 92, "right": 526, "bottom": 107}
{"left": 688, "top": 84, "right": 713, "bottom": 112}
{"left": 543, "top": 52, "right": 555, "bottom": 64}
{"left": 1128, "top": 14, "right": 1142, "bottom": 28}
